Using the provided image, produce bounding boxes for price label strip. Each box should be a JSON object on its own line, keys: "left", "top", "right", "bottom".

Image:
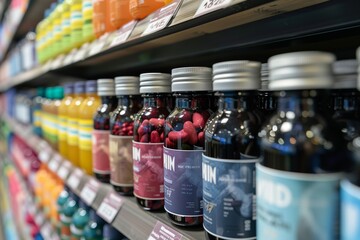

{"left": 73, "top": 43, "right": 90, "bottom": 62}
{"left": 89, "top": 33, "right": 109, "bottom": 56}
{"left": 63, "top": 49, "right": 78, "bottom": 66}
{"left": 110, "top": 20, "right": 138, "bottom": 47}
{"left": 58, "top": 161, "right": 72, "bottom": 180}
{"left": 147, "top": 221, "right": 183, "bottom": 240}
{"left": 194, "top": 0, "right": 234, "bottom": 17}
{"left": 51, "top": 55, "right": 65, "bottom": 69}
{"left": 80, "top": 179, "right": 100, "bottom": 205}
{"left": 67, "top": 168, "right": 84, "bottom": 190}
{"left": 142, "top": 0, "right": 183, "bottom": 36}
{"left": 97, "top": 192, "right": 124, "bottom": 223}
{"left": 48, "top": 154, "right": 62, "bottom": 172}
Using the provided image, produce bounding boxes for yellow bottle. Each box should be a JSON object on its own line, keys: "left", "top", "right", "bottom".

{"left": 35, "top": 19, "right": 45, "bottom": 63}
{"left": 58, "top": 84, "right": 74, "bottom": 159}
{"left": 67, "top": 82, "right": 85, "bottom": 167}
{"left": 41, "top": 88, "right": 52, "bottom": 143}
{"left": 41, "top": 10, "right": 51, "bottom": 62}
{"left": 82, "top": 0, "right": 95, "bottom": 43}
{"left": 62, "top": 0, "right": 72, "bottom": 54}
{"left": 70, "top": 0, "right": 84, "bottom": 49}
{"left": 53, "top": 2, "right": 63, "bottom": 58}
{"left": 47, "top": 3, "right": 57, "bottom": 60}
{"left": 79, "top": 81, "right": 100, "bottom": 175}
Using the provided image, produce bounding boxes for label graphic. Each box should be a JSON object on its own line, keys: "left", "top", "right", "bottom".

{"left": 67, "top": 118, "right": 78, "bottom": 146}
{"left": 164, "top": 147, "right": 203, "bottom": 216}
{"left": 110, "top": 135, "right": 134, "bottom": 187}
{"left": 203, "top": 154, "right": 257, "bottom": 239}
{"left": 341, "top": 179, "right": 360, "bottom": 240}
{"left": 78, "top": 119, "right": 93, "bottom": 150}
{"left": 257, "top": 163, "right": 341, "bottom": 240}
{"left": 92, "top": 130, "right": 110, "bottom": 174}
{"left": 133, "top": 141, "right": 164, "bottom": 199}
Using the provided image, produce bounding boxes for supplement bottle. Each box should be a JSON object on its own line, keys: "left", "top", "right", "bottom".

{"left": 203, "top": 61, "right": 261, "bottom": 239}
{"left": 93, "top": 79, "right": 117, "bottom": 183}
{"left": 79, "top": 81, "right": 101, "bottom": 175}
{"left": 58, "top": 83, "right": 74, "bottom": 159}
{"left": 53, "top": 1, "right": 63, "bottom": 58}
{"left": 129, "top": 0, "right": 171, "bottom": 20}
{"left": 109, "top": 76, "right": 142, "bottom": 195}
{"left": 164, "top": 67, "right": 213, "bottom": 226}
{"left": 82, "top": 0, "right": 95, "bottom": 43}
{"left": 56, "top": 186, "right": 70, "bottom": 234}
{"left": 82, "top": 209, "right": 105, "bottom": 240}
{"left": 62, "top": 0, "right": 72, "bottom": 53}
{"left": 67, "top": 82, "right": 86, "bottom": 167}
{"left": 70, "top": 0, "right": 84, "bottom": 49}
{"left": 93, "top": 0, "right": 115, "bottom": 38}
{"left": 60, "top": 192, "right": 79, "bottom": 239}
{"left": 70, "top": 199, "right": 90, "bottom": 239}
{"left": 109, "top": 0, "right": 133, "bottom": 30}
{"left": 133, "top": 73, "right": 171, "bottom": 210}
{"left": 257, "top": 52, "right": 351, "bottom": 240}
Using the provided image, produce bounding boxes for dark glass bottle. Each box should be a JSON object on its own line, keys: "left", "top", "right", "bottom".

{"left": 110, "top": 76, "right": 142, "bottom": 195}
{"left": 203, "top": 61, "right": 261, "bottom": 240}
{"left": 93, "top": 79, "right": 117, "bottom": 183}
{"left": 257, "top": 63, "right": 277, "bottom": 120}
{"left": 133, "top": 73, "right": 171, "bottom": 211}
{"left": 257, "top": 52, "right": 351, "bottom": 240}
{"left": 164, "top": 67, "right": 213, "bottom": 226}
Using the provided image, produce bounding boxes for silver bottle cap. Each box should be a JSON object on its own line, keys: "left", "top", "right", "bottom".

{"left": 268, "top": 51, "right": 335, "bottom": 90}
{"left": 333, "top": 59, "right": 357, "bottom": 89}
{"left": 140, "top": 73, "right": 171, "bottom": 93}
{"left": 171, "top": 67, "right": 212, "bottom": 92}
{"left": 97, "top": 79, "right": 115, "bottom": 96}
{"left": 260, "top": 63, "right": 269, "bottom": 91}
{"left": 212, "top": 60, "right": 261, "bottom": 91}
{"left": 115, "top": 76, "right": 140, "bottom": 95}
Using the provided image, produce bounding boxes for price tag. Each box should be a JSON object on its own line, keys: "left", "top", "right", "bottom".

{"left": 38, "top": 142, "right": 52, "bottom": 163}
{"left": 73, "top": 43, "right": 90, "bottom": 62}
{"left": 67, "top": 168, "right": 84, "bottom": 190}
{"left": 110, "top": 20, "right": 138, "bottom": 47}
{"left": 80, "top": 179, "right": 100, "bottom": 205}
{"left": 147, "top": 221, "right": 183, "bottom": 240}
{"left": 63, "top": 49, "right": 77, "bottom": 66}
{"left": 51, "top": 55, "right": 65, "bottom": 69}
{"left": 194, "top": 0, "right": 233, "bottom": 17}
{"left": 48, "top": 154, "right": 62, "bottom": 172}
{"left": 96, "top": 192, "right": 124, "bottom": 223}
{"left": 57, "top": 161, "right": 72, "bottom": 180}
{"left": 142, "top": 0, "right": 182, "bottom": 36}
{"left": 89, "top": 34, "right": 108, "bottom": 56}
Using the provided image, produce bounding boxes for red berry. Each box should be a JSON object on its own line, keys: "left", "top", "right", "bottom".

{"left": 181, "top": 110, "right": 192, "bottom": 122}
{"left": 140, "top": 134, "right": 149, "bottom": 143}
{"left": 198, "top": 131, "right": 205, "bottom": 146}
{"left": 183, "top": 121, "right": 197, "bottom": 145}
{"left": 192, "top": 112, "right": 205, "bottom": 129}
{"left": 149, "top": 118, "right": 165, "bottom": 127}
{"left": 150, "top": 131, "right": 161, "bottom": 143}
{"left": 168, "top": 130, "right": 189, "bottom": 143}
{"left": 160, "top": 132, "right": 164, "bottom": 141}
{"left": 165, "top": 138, "right": 175, "bottom": 148}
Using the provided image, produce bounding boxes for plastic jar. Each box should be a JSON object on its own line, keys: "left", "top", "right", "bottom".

{"left": 67, "top": 82, "right": 86, "bottom": 167}
{"left": 93, "top": 79, "right": 118, "bottom": 183}
{"left": 79, "top": 81, "right": 101, "bottom": 175}
{"left": 109, "top": 76, "right": 142, "bottom": 195}
{"left": 164, "top": 67, "right": 213, "bottom": 226}
{"left": 203, "top": 61, "right": 261, "bottom": 239}
{"left": 133, "top": 73, "right": 171, "bottom": 211}
{"left": 257, "top": 52, "right": 351, "bottom": 240}
{"left": 109, "top": 0, "right": 133, "bottom": 30}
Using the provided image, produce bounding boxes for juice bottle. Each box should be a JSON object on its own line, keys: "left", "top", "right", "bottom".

{"left": 129, "top": 0, "right": 170, "bottom": 20}
{"left": 70, "top": 200, "right": 90, "bottom": 239}
{"left": 67, "top": 82, "right": 86, "bottom": 167}
{"left": 79, "top": 81, "right": 101, "bottom": 175}
{"left": 70, "top": 0, "right": 84, "bottom": 49}
{"left": 133, "top": 73, "right": 171, "bottom": 210}
{"left": 35, "top": 19, "right": 45, "bottom": 63}
{"left": 53, "top": 1, "right": 63, "bottom": 58}
{"left": 82, "top": 209, "right": 106, "bottom": 240}
{"left": 257, "top": 52, "right": 351, "bottom": 240}
{"left": 82, "top": 0, "right": 96, "bottom": 43}
{"left": 41, "top": 88, "right": 52, "bottom": 143}
{"left": 49, "top": 87, "right": 64, "bottom": 150}
{"left": 62, "top": 0, "right": 72, "bottom": 54}
{"left": 32, "top": 87, "right": 45, "bottom": 137}
{"left": 164, "top": 67, "right": 213, "bottom": 226}
{"left": 109, "top": 0, "right": 133, "bottom": 30}
{"left": 93, "top": 0, "right": 115, "bottom": 38}
{"left": 60, "top": 192, "right": 79, "bottom": 239}
{"left": 93, "top": 79, "right": 117, "bottom": 183}
{"left": 47, "top": 2, "right": 57, "bottom": 60}
{"left": 57, "top": 186, "right": 70, "bottom": 235}
{"left": 42, "top": 9, "right": 51, "bottom": 62}
{"left": 58, "top": 83, "right": 74, "bottom": 159}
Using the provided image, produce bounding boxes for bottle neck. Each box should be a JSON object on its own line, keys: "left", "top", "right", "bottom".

{"left": 117, "top": 95, "right": 140, "bottom": 107}
{"left": 276, "top": 90, "right": 320, "bottom": 116}
{"left": 174, "top": 92, "right": 211, "bottom": 109}
{"left": 86, "top": 92, "right": 98, "bottom": 98}
{"left": 332, "top": 89, "right": 360, "bottom": 113}
{"left": 217, "top": 91, "right": 256, "bottom": 111}
{"left": 142, "top": 93, "right": 168, "bottom": 108}
{"left": 101, "top": 96, "right": 117, "bottom": 104}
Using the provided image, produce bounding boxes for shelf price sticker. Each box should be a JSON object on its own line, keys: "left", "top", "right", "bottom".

{"left": 89, "top": 33, "right": 109, "bottom": 56}
{"left": 110, "top": 20, "right": 138, "bottom": 47}
{"left": 80, "top": 178, "right": 100, "bottom": 205}
{"left": 51, "top": 55, "right": 65, "bottom": 69}
{"left": 194, "top": 0, "right": 234, "bottom": 17}
{"left": 48, "top": 154, "right": 62, "bottom": 173}
{"left": 38, "top": 141, "right": 52, "bottom": 163}
{"left": 142, "top": 0, "right": 183, "bottom": 36}
{"left": 58, "top": 161, "right": 72, "bottom": 180}
{"left": 63, "top": 48, "right": 78, "bottom": 66}
{"left": 73, "top": 43, "right": 90, "bottom": 62}
{"left": 67, "top": 168, "right": 84, "bottom": 190}
{"left": 97, "top": 192, "right": 124, "bottom": 223}
{"left": 148, "top": 221, "right": 183, "bottom": 240}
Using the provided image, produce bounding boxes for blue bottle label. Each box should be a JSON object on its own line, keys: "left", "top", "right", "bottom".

{"left": 202, "top": 154, "right": 257, "bottom": 239}
{"left": 163, "top": 147, "right": 203, "bottom": 216}
{"left": 341, "top": 179, "right": 360, "bottom": 240}
{"left": 257, "top": 163, "right": 342, "bottom": 240}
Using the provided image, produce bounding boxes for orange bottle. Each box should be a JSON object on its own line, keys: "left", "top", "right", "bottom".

{"left": 129, "top": 0, "right": 171, "bottom": 20}
{"left": 109, "top": 0, "right": 133, "bottom": 30}
{"left": 93, "top": 0, "right": 116, "bottom": 38}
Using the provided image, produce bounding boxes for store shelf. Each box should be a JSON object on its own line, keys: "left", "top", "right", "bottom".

{"left": 0, "top": 0, "right": 342, "bottom": 91}
{"left": 2, "top": 115, "right": 205, "bottom": 240}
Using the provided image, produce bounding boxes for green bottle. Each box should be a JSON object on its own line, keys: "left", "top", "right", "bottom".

{"left": 70, "top": 200, "right": 90, "bottom": 239}
{"left": 82, "top": 209, "right": 105, "bottom": 240}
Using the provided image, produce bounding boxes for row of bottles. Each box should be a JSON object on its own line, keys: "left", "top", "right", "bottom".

{"left": 24, "top": 51, "right": 360, "bottom": 239}
{"left": 36, "top": 0, "right": 173, "bottom": 63}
